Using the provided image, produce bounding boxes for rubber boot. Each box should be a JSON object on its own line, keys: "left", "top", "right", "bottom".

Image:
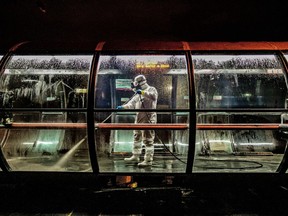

{"left": 138, "top": 147, "right": 153, "bottom": 167}
{"left": 138, "top": 159, "right": 152, "bottom": 167}
{"left": 124, "top": 155, "right": 140, "bottom": 162}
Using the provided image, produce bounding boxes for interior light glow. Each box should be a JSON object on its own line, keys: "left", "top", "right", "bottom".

{"left": 176, "top": 142, "right": 189, "bottom": 146}
{"left": 36, "top": 141, "right": 54, "bottom": 145}
{"left": 136, "top": 63, "right": 170, "bottom": 69}
{"left": 22, "top": 142, "right": 34, "bottom": 145}
{"left": 208, "top": 140, "right": 231, "bottom": 144}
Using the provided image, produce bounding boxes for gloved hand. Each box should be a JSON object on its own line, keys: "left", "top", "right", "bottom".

{"left": 136, "top": 89, "right": 143, "bottom": 95}
{"left": 116, "top": 106, "right": 123, "bottom": 109}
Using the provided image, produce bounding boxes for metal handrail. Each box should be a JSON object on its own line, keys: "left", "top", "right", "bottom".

{"left": 4, "top": 122, "right": 286, "bottom": 130}
{"left": 3, "top": 122, "right": 188, "bottom": 130}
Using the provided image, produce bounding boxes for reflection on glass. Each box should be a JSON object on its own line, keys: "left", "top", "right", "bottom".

{"left": 0, "top": 55, "right": 93, "bottom": 172}
{"left": 96, "top": 55, "right": 188, "bottom": 109}
{"left": 3, "top": 128, "right": 91, "bottom": 172}
{"left": 95, "top": 55, "right": 189, "bottom": 173}
{"left": 2, "top": 55, "right": 91, "bottom": 110}
{"left": 193, "top": 54, "right": 287, "bottom": 173}
{"left": 194, "top": 55, "right": 284, "bottom": 109}
{"left": 96, "top": 127, "right": 189, "bottom": 173}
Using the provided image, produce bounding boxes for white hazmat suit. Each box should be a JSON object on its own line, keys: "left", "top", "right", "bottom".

{"left": 118, "top": 75, "right": 158, "bottom": 167}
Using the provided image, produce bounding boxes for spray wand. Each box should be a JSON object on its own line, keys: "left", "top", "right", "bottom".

{"left": 101, "top": 91, "right": 137, "bottom": 123}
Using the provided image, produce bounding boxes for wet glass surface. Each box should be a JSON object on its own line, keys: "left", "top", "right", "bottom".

{"left": 193, "top": 54, "right": 288, "bottom": 172}
{"left": 95, "top": 54, "right": 189, "bottom": 173}
{"left": 0, "top": 55, "right": 93, "bottom": 171}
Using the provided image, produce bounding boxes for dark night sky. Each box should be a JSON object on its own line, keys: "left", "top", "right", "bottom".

{"left": 1, "top": 0, "right": 288, "bottom": 51}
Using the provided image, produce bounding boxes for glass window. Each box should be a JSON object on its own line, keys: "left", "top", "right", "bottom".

{"left": 0, "top": 55, "right": 3, "bottom": 171}
{"left": 0, "top": 55, "right": 93, "bottom": 172}
{"left": 95, "top": 54, "right": 189, "bottom": 173}
{"left": 282, "top": 53, "right": 288, "bottom": 173}
{"left": 193, "top": 54, "right": 287, "bottom": 173}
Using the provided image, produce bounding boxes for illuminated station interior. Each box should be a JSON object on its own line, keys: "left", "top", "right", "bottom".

{"left": 2, "top": 42, "right": 288, "bottom": 174}
{"left": 2, "top": 0, "right": 288, "bottom": 215}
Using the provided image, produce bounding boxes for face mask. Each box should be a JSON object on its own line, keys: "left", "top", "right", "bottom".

{"left": 131, "top": 81, "right": 141, "bottom": 90}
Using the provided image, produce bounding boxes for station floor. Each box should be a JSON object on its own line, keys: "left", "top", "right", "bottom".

{"left": 6, "top": 152, "right": 283, "bottom": 173}
{"left": 98, "top": 153, "right": 283, "bottom": 173}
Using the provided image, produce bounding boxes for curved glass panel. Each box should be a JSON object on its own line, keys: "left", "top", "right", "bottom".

{"left": 0, "top": 55, "right": 93, "bottom": 172}
{"left": 95, "top": 54, "right": 189, "bottom": 173}
{"left": 193, "top": 54, "right": 287, "bottom": 173}
{"left": 0, "top": 55, "right": 3, "bottom": 171}
{"left": 282, "top": 53, "right": 288, "bottom": 173}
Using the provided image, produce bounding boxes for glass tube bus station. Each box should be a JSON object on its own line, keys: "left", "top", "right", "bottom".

{"left": 1, "top": 41, "right": 288, "bottom": 214}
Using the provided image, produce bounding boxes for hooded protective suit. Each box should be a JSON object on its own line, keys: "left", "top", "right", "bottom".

{"left": 121, "top": 75, "right": 158, "bottom": 166}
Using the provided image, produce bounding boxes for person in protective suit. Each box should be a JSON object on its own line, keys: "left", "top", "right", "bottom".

{"left": 117, "top": 75, "right": 158, "bottom": 167}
